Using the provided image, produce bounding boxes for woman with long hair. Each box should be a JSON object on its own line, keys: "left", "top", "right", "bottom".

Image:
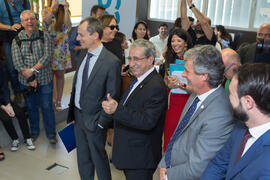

{"left": 43, "top": 0, "right": 72, "bottom": 111}
{"left": 163, "top": 28, "right": 193, "bottom": 152}
{"left": 215, "top": 25, "right": 232, "bottom": 49}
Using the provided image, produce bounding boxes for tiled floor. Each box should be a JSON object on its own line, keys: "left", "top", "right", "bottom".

{"left": 0, "top": 71, "right": 159, "bottom": 180}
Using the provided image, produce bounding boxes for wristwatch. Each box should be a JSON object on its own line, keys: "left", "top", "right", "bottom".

{"left": 7, "top": 25, "right": 11, "bottom": 30}
{"left": 189, "top": 4, "right": 195, "bottom": 9}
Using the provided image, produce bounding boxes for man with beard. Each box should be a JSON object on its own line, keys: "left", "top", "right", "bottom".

{"left": 201, "top": 63, "right": 270, "bottom": 180}
{"left": 150, "top": 23, "right": 168, "bottom": 56}
{"left": 181, "top": 0, "right": 217, "bottom": 46}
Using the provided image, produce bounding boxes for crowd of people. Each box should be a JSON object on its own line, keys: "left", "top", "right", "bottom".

{"left": 0, "top": 0, "right": 270, "bottom": 180}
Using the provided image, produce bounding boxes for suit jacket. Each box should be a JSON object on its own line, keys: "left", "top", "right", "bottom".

{"left": 158, "top": 86, "right": 234, "bottom": 180}
{"left": 67, "top": 47, "right": 121, "bottom": 131}
{"left": 201, "top": 123, "right": 270, "bottom": 180}
{"left": 237, "top": 42, "right": 256, "bottom": 64}
{"left": 112, "top": 69, "right": 168, "bottom": 169}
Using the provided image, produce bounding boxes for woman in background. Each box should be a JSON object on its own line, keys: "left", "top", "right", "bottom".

{"left": 43, "top": 0, "right": 72, "bottom": 111}
{"left": 163, "top": 28, "right": 193, "bottom": 152}
{"left": 215, "top": 25, "right": 232, "bottom": 49}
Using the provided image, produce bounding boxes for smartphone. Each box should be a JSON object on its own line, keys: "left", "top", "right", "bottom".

{"left": 58, "top": 0, "right": 66, "bottom": 5}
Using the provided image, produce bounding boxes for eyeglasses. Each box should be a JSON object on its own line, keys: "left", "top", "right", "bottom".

{"left": 224, "top": 63, "right": 234, "bottom": 73}
{"left": 107, "top": 25, "right": 119, "bottom": 31}
{"left": 127, "top": 56, "right": 147, "bottom": 61}
{"left": 22, "top": 17, "right": 36, "bottom": 22}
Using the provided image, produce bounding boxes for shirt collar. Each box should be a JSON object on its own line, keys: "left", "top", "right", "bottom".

{"left": 89, "top": 44, "right": 103, "bottom": 57}
{"left": 197, "top": 85, "right": 221, "bottom": 103}
{"left": 249, "top": 121, "right": 270, "bottom": 139}
{"left": 137, "top": 67, "right": 155, "bottom": 83}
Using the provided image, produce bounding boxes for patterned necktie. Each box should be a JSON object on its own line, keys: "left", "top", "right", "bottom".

{"left": 79, "top": 53, "right": 93, "bottom": 106}
{"left": 119, "top": 78, "right": 138, "bottom": 105}
{"left": 234, "top": 129, "right": 252, "bottom": 164}
{"left": 165, "top": 97, "right": 200, "bottom": 168}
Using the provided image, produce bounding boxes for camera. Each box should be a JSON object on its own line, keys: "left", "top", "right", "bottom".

{"left": 23, "top": 84, "right": 40, "bottom": 96}
{"left": 256, "top": 38, "right": 270, "bottom": 54}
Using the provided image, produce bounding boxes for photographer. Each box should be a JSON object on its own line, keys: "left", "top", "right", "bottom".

{"left": 11, "top": 10, "right": 57, "bottom": 144}
{"left": 237, "top": 23, "right": 270, "bottom": 64}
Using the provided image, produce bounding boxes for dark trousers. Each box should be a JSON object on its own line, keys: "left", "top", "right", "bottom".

{"left": 74, "top": 108, "right": 111, "bottom": 180}
{"left": 123, "top": 169, "right": 155, "bottom": 180}
{"left": 0, "top": 102, "right": 30, "bottom": 140}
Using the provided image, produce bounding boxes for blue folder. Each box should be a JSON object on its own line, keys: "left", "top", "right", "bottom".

{"left": 58, "top": 123, "right": 76, "bottom": 153}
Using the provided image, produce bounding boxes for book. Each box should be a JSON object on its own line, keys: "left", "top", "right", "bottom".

{"left": 58, "top": 123, "right": 76, "bottom": 153}
{"left": 169, "top": 63, "right": 189, "bottom": 94}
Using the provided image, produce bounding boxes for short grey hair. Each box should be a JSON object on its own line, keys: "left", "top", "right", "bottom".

{"left": 130, "top": 39, "right": 157, "bottom": 58}
{"left": 20, "top": 10, "right": 35, "bottom": 20}
{"left": 80, "top": 16, "right": 103, "bottom": 40}
{"left": 184, "top": 45, "right": 225, "bottom": 88}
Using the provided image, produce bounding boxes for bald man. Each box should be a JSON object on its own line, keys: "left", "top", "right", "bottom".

{"left": 237, "top": 23, "right": 270, "bottom": 64}
{"left": 221, "top": 49, "right": 241, "bottom": 95}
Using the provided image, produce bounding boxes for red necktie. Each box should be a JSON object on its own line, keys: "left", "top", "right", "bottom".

{"left": 234, "top": 129, "right": 252, "bottom": 164}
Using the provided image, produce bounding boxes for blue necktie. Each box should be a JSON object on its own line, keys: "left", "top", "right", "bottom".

{"left": 79, "top": 53, "right": 93, "bottom": 106}
{"left": 164, "top": 97, "right": 200, "bottom": 168}
{"left": 119, "top": 78, "right": 138, "bottom": 104}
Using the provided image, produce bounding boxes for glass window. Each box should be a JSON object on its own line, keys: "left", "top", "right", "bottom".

{"left": 149, "top": 0, "right": 179, "bottom": 21}
{"left": 207, "top": 0, "right": 252, "bottom": 28}
{"left": 254, "top": 0, "right": 270, "bottom": 28}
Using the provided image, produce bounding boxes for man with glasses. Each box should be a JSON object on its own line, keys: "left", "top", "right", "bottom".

{"left": 67, "top": 16, "right": 121, "bottom": 180}
{"left": 102, "top": 39, "right": 168, "bottom": 180}
{"left": 11, "top": 10, "right": 56, "bottom": 143}
{"left": 237, "top": 23, "right": 270, "bottom": 64}
{"left": 221, "top": 48, "right": 241, "bottom": 95}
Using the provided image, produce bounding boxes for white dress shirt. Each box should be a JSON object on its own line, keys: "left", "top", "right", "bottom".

{"left": 75, "top": 44, "right": 103, "bottom": 109}
{"left": 242, "top": 121, "right": 270, "bottom": 156}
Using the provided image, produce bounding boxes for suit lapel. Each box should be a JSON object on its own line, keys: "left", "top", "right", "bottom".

{"left": 124, "top": 70, "right": 157, "bottom": 105}
{"left": 180, "top": 86, "right": 223, "bottom": 134}
{"left": 228, "top": 130, "right": 270, "bottom": 179}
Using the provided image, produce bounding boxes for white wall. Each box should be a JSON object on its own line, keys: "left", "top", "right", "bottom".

{"left": 82, "top": 0, "right": 137, "bottom": 39}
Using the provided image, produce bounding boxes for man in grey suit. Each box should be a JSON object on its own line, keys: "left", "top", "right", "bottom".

{"left": 158, "top": 45, "right": 234, "bottom": 180}
{"left": 67, "top": 17, "right": 121, "bottom": 180}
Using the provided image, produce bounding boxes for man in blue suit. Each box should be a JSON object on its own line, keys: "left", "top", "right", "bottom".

{"left": 201, "top": 63, "right": 270, "bottom": 180}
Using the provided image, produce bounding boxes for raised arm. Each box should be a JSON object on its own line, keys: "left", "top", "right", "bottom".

{"left": 181, "top": 0, "right": 190, "bottom": 31}
{"left": 186, "top": 0, "right": 213, "bottom": 41}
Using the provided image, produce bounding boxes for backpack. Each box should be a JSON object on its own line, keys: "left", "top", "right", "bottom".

{"left": 14, "top": 30, "right": 44, "bottom": 48}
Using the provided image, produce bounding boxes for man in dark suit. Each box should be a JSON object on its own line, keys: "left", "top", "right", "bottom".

{"left": 201, "top": 63, "right": 270, "bottom": 180}
{"left": 237, "top": 23, "right": 270, "bottom": 64}
{"left": 158, "top": 45, "right": 234, "bottom": 180}
{"left": 67, "top": 17, "right": 121, "bottom": 180}
{"left": 102, "top": 39, "right": 168, "bottom": 180}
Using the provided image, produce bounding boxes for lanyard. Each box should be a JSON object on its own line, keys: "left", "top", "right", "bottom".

{"left": 6, "top": 0, "right": 25, "bottom": 12}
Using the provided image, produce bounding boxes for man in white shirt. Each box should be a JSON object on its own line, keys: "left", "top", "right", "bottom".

{"left": 102, "top": 39, "right": 168, "bottom": 180}
{"left": 150, "top": 23, "right": 168, "bottom": 56}
{"left": 201, "top": 63, "right": 270, "bottom": 180}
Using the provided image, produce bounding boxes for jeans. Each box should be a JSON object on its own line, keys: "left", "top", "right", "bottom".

{"left": 2, "top": 42, "right": 21, "bottom": 94}
{"left": 21, "top": 81, "right": 56, "bottom": 138}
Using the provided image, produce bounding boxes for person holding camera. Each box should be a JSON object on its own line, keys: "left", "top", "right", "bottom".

{"left": 11, "top": 10, "right": 57, "bottom": 144}
{"left": 237, "top": 23, "right": 270, "bottom": 64}
{"left": 0, "top": 62, "right": 35, "bottom": 152}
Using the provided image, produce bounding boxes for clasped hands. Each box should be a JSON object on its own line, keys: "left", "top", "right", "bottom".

{"left": 22, "top": 69, "right": 38, "bottom": 88}
{"left": 167, "top": 75, "right": 187, "bottom": 90}
{"left": 1, "top": 103, "right": 15, "bottom": 117}
{"left": 102, "top": 94, "right": 118, "bottom": 115}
